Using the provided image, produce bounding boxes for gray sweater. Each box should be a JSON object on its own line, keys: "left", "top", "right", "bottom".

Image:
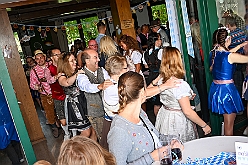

{"left": 107, "top": 110, "right": 159, "bottom": 165}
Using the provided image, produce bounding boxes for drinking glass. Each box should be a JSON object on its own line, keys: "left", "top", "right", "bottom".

{"left": 159, "top": 134, "right": 183, "bottom": 162}
{"left": 158, "top": 135, "right": 172, "bottom": 165}
{"left": 169, "top": 134, "right": 183, "bottom": 161}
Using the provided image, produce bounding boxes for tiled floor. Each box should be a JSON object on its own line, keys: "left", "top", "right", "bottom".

{"left": 1, "top": 101, "right": 247, "bottom": 165}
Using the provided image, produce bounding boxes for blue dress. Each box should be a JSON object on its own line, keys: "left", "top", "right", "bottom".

{"left": 0, "top": 84, "right": 19, "bottom": 149}
{"left": 208, "top": 51, "right": 244, "bottom": 114}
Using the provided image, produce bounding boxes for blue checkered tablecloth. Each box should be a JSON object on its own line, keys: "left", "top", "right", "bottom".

{"left": 173, "top": 152, "right": 236, "bottom": 165}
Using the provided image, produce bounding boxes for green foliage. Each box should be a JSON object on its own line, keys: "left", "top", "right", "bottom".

{"left": 64, "top": 20, "right": 80, "bottom": 45}
{"left": 81, "top": 16, "right": 99, "bottom": 45}
{"left": 64, "top": 16, "right": 99, "bottom": 46}
{"left": 151, "top": 4, "right": 168, "bottom": 25}
{"left": 13, "top": 32, "right": 25, "bottom": 63}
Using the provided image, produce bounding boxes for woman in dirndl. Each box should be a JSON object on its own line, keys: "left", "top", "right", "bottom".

{"left": 58, "top": 52, "right": 97, "bottom": 140}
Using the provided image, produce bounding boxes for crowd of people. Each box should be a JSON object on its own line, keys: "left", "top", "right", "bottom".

{"left": 9, "top": 12, "right": 247, "bottom": 165}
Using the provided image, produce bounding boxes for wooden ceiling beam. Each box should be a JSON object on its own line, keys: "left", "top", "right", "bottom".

{"left": 8, "top": 0, "right": 96, "bottom": 14}
{"left": 8, "top": 0, "right": 109, "bottom": 22}
{"left": 0, "top": 0, "right": 53, "bottom": 9}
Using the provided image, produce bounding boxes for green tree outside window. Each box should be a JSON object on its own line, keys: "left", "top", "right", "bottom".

{"left": 64, "top": 16, "right": 99, "bottom": 46}
{"left": 151, "top": 4, "right": 168, "bottom": 25}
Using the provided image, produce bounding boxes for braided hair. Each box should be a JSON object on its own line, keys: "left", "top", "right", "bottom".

{"left": 210, "top": 28, "right": 229, "bottom": 71}
{"left": 118, "top": 72, "right": 144, "bottom": 113}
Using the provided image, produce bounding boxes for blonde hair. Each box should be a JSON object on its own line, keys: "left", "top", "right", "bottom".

{"left": 57, "top": 136, "right": 116, "bottom": 165}
{"left": 191, "top": 22, "right": 202, "bottom": 48}
{"left": 57, "top": 52, "right": 76, "bottom": 77}
{"left": 100, "top": 36, "right": 118, "bottom": 57}
{"left": 105, "top": 54, "right": 127, "bottom": 77}
{"left": 160, "top": 47, "right": 185, "bottom": 83}
{"left": 33, "top": 160, "right": 51, "bottom": 165}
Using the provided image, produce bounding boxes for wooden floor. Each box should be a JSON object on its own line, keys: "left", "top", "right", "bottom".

{"left": 0, "top": 100, "right": 247, "bottom": 165}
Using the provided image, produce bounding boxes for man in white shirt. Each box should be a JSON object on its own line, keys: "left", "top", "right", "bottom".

{"left": 77, "top": 49, "right": 112, "bottom": 141}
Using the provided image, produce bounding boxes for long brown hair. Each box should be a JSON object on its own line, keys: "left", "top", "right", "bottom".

{"left": 118, "top": 71, "right": 144, "bottom": 113}
{"left": 57, "top": 52, "right": 77, "bottom": 77}
{"left": 160, "top": 47, "right": 185, "bottom": 83}
{"left": 119, "top": 35, "right": 142, "bottom": 56}
{"left": 57, "top": 136, "right": 116, "bottom": 165}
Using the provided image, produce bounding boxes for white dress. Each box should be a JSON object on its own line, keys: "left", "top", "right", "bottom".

{"left": 155, "top": 79, "right": 199, "bottom": 143}
{"left": 124, "top": 49, "right": 143, "bottom": 75}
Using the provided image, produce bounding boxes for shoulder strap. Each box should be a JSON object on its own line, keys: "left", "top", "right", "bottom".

{"left": 32, "top": 68, "right": 41, "bottom": 82}
{"left": 32, "top": 68, "right": 48, "bottom": 95}
{"left": 139, "top": 116, "right": 156, "bottom": 150}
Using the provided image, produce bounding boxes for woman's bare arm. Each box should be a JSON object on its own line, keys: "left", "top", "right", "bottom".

{"left": 58, "top": 70, "right": 84, "bottom": 87}
{"left": 179, "top": 97, "right": 211, "bottom": 135}
{"left": 228, "top": 53, "right": 248, "bottom": 64}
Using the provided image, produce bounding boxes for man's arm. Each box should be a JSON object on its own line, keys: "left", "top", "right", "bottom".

{"left": 77, "top": 68, "right": 112, "bottom": 93}
{"left": 77, "top": 74, "right": 100, "bottom": 93}
{"left": 45, "top": 68, "right": 57, "bottom": 84}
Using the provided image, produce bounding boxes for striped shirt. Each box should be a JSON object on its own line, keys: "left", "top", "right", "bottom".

{"left": 30, "top": 63, "right": 56, "bottom": 95}
{"left": 229, "top": 28, "right": 246, "bottom": 54}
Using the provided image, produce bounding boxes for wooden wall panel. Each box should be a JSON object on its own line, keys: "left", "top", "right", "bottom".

{"left": 0, "top": 9, "right": 44, "bottom": 142}
{"left": 110, "top": 0, "right": 136, "bottom": 39}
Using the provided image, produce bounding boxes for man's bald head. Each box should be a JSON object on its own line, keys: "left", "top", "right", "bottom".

{"left": 81, "top": 49, "right": 100, "bottom": 71}
{"left": 88, "top": 39, "right": 98, "bottom": 52}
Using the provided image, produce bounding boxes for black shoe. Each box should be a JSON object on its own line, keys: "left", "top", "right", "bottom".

{"left": 52, "top": 127, "right": 59, "bottom": 138}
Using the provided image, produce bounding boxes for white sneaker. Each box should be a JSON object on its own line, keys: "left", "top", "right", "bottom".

{"left": 243, "top": 126, "right": 248, "bottom": 135}
{"left": 64, "top": 134, "right": 71, "bottom": 141}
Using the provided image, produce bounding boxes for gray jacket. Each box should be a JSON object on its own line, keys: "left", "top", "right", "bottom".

{"left": 108, "top": 110, "right": 159, "bottom": 165}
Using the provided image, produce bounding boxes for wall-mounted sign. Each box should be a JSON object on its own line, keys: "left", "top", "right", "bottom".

{"left": 121, "top": 19, "right": 134, "bottom": 29}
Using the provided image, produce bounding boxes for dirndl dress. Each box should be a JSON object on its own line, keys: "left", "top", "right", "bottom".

{"left": 63, "top": 82, "right": 91, "bottom": 131}
{"left": 208, "top": 50, "right": 244, "bottom": 114}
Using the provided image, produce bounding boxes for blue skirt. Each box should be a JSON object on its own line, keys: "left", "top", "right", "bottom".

{"left": 208, "top": 82, "right": 244, "bottom": 114}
